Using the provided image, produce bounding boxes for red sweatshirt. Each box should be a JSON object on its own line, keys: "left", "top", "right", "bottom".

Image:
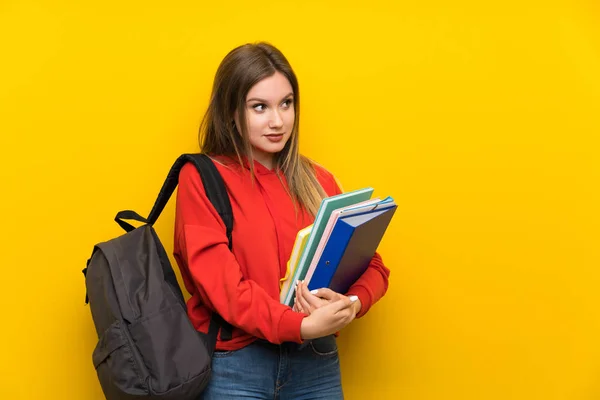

{"left": 173, "top": 156, "right": 390, "bottom": 351}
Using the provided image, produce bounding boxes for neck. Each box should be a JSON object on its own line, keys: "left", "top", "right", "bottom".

{"left": 252, "top": 151, "right": 275, "bottom": 171}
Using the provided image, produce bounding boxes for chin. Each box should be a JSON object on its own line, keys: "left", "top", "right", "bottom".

{"left": 262, "top": 140, "right": 290, "bottom": 153}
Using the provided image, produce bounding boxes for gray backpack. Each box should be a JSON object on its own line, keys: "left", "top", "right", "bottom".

{"left": 83, "top": 153, "right": 234, "bottom": 399}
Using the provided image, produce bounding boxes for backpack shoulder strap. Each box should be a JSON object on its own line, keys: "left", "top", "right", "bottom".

{"left": 183, "top": 154, "right": 234, "bottom": 248}
{"left": 114, "top": 153, "right": 233, "bottom": 243}
{"left": 141, "top": 153, "right": 234, "bottom": 243}
{"left": 145, "top": 153, "right": 235, "bottom": 344}
{"left": 178, "top": 154, "right": 235, "bottom": 343}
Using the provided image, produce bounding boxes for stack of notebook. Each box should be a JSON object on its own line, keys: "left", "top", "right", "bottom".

{"left": 280, "top": 187, "right": 397, "bottom": 306}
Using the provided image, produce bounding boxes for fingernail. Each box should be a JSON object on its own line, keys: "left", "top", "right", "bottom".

{"left": 349, "top": 295, "right": 358, "bottom": 302}
{"left": 310, "top": 289, "right": 319, "bottom": 295}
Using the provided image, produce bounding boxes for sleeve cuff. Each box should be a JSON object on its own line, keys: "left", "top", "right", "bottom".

{"left": 277, "top": 308, "right": 305, "bottom": 343}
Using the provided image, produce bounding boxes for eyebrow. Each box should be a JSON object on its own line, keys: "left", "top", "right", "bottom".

{"left": 246, "top": 92, "right": 294, "bottom": 103}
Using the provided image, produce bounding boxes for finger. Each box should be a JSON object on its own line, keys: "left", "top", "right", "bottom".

{"left": 298, "top": 287, "right": 312, "bottom": 314}
{"left": 302, "top": 284, "right": 325, "bottom": 309}
{"left": 345, "top": 298, "right": 359, "bottom": 320}
{"left": 303, "top": 293, "right": 323, "bottom": 309}
{"left": 339, "top": 295, "right": 359, "bottom": 314}
{"left": 295, "top": 280, "right": 302, "bottom": 301}
{"left": 300, "top": 282, "right": 315, "bottom": 312}
{"left": 295, "top": 298, "right": 304, "bottom": 313}
{"left": 294, "top": 284, "right": 304, "bottom": 310}
{"left": 311, "top": 287, "right": 339, "bottom": 301}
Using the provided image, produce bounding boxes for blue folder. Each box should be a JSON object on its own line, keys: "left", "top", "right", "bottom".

{"left": 307, "top": 205, "right": 397, "bottom": 294}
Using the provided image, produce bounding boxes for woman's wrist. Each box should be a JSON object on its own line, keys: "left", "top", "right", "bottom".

{"left": 299, "top": 315, "right": 313, "bottom": 340}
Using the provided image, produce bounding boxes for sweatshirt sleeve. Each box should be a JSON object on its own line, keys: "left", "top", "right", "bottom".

{"left": 173, "top": 163, "right": 305, "bottom": 344}
{"left": 313, "top": 163, "right": 392, "bottom": 318}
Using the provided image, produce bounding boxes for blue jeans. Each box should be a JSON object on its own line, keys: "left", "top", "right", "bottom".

{"left": 200, "top": 335, "right": 344, "bottom": 399}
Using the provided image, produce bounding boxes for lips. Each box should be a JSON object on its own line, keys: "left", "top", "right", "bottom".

{"left": 265, "top": 133, "right": 284, "bottom": 143}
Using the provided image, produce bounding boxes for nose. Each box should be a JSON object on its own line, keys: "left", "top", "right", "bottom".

{"left": 268, "top": 109, "right": 284, "bottom": 130}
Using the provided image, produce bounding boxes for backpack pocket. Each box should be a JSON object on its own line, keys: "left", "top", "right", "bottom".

{"left": 93, "top": 320, "right": 148, "bottom": 396}
{"left": 128, "top": 302, "right": 211, "bottom": 395}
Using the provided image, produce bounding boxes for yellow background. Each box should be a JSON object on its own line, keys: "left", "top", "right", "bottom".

{"left": 1, "top": 1, "right": 599, "bottom": 399}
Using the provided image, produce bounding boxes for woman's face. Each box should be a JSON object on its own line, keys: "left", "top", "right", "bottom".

{"left": 236, "top": 71, "right": 295, "bottom": 169}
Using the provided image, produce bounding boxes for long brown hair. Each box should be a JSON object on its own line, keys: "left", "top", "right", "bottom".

{"left": 199, "top": 42, "right": 327, "bottom": 216}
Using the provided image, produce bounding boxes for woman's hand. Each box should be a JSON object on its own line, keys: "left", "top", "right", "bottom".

{"left": 299, "top": 296, "right": 358, "bottom": 340}
{"left": 294, "top": 281, "right": 362, "bottom": 318}
{"left": 293, "top": 281, "right": 328, "bottom": 314}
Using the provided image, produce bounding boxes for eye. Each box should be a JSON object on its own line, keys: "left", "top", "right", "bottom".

{"left": 281, "top": 98, "right": 294, "bottom": 109}
{"left": 252, "top": 103, "right": 267, "bottom": 112}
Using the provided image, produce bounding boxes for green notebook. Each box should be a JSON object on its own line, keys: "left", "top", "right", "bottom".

{"left": 282, "top": 187, "right": 374, "bottom": 306}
